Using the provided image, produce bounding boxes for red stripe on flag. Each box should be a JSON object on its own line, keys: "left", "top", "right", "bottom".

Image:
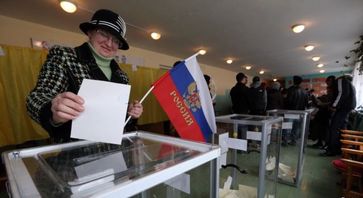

{"left": 152, "top": 73, "right": 206, "bottom": 142}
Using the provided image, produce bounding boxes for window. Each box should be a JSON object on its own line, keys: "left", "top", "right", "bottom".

{"left": 352, "top": 61, "right": 363, "bottom": 109}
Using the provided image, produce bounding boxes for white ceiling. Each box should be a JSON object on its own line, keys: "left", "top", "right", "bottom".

{"left": 1, "top": 0, "right": 363, "bottom": 77}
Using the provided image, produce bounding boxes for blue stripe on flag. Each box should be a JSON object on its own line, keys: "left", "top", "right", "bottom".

{"left": 170, "top": 62, "right": 213, "bottom": 140}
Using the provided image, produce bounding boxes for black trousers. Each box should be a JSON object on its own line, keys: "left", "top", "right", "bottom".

{"left": 327, "top": 109, "right": 351, "bottom": 154}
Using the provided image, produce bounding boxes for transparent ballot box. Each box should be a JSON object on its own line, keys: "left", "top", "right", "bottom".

{"left": 2, "top": 131, "right": 220, "bottom": 198}
{"left": 267, "top": 109, "right": 311, "bottom": 187}
{"left": 216, "top": 114, "right": 282, "bottom": 198}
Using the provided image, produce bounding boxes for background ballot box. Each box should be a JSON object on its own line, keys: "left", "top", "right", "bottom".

{"left": 267, "top": 109, "right": 312, "bottom": 187}
{"left": 2, "top": 131, "right": 220, "bottom": 198}
{"left": 216, "top": 114, "right": 283, "bottom": 198}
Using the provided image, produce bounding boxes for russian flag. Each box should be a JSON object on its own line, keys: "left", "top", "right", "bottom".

{"left": 152, "top": 55, "right": 216, "bottom": 142}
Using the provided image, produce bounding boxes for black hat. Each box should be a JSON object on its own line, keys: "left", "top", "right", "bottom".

{"left": 80, "top": 9, "right": 129, "bottom": 50}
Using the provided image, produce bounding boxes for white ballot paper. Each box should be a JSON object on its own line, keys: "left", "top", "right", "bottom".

{"left": 71, "top": 79, "right": 130, "bottom": 145}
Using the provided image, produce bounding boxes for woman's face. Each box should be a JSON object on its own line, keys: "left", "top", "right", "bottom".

{"left": 88, "top": 29, "right": 119, "bottom": 58}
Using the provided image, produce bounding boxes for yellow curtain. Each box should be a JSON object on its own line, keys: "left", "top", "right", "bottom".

{"left": 119, "top": 64, "right": 168, "bottom": 125}
{"left": 0, "top": 45, "right": 49, "bottom": 146}
{"left": 0, "top": 45, "right": 169, "bottom": 146}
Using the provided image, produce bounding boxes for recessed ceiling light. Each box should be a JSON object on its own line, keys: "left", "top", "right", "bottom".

{"left": 150, "top": 32, "right": 161, "bottom": 40}
{"left": 245, "top": 65, "right": 252, "bottom": 70}
{"left": 259, "top": 70, "right": 265, "bottom": 74}
{"left": 59, "top": 0, "right": 77, "bottom": 13}
{"left": 317, "top": 63, "right": 324, "bottom": 68}
{"left": 312, "top": 56, "right": 320, "bottom": 61}
{"left": 198, "top": 49, "right": 206, "bottom": 55}
{"left": 291, "top": 24, "right": 305, "bottom": 33}
{"left": 319, "top": 70, "right": 325, "bottom": 73}
{"left": 32, "top": 40, "right": 43, "bottom": 48}
{"left": 304, "top": 45, "right": 315, "bottom": 51}
{"left": 226, "top": 59, "right": 233, "bottom": 64}
{"left": 273, "top": 78, "right": 277, "bottom": 82}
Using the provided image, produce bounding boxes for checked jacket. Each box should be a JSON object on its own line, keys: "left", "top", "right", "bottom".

{"left": 26, "top": 43, "right": 131, "bottom": 143}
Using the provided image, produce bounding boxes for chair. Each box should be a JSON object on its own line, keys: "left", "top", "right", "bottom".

{"left": 340, "top": 129, "right": 363, "bottom": 197}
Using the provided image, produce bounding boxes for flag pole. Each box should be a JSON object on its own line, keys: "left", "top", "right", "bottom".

{"left": 184, "top": 52, "right": 200, "bottom": 62}
{"left": 124, "top": 85, "right": 155, "bottom": 125}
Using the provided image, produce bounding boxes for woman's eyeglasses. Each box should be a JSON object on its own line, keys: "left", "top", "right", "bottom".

{"left": 96, "top": 29, "right": 121, "bottom": 47}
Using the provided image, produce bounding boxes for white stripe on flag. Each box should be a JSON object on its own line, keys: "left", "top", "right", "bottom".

{"left": 184, "top": 56, "right": 217, "bottom": 133}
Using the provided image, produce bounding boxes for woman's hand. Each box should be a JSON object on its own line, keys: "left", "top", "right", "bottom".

{"left": 51, "top": 92, "right": 85, "bottom": 124}
{"left": 128, "top": 100, "right": 143, "bottom": 118}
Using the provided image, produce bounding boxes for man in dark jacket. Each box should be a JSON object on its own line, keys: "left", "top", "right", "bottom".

{"left": 322, "top": 75, "right": 356, "bottom": 156}
{"left": 285, "top": 76, "right": 308, "bottom": 110}
{"left": 284, "top": 76, "right": 308, "bottom": 145}
{"left": 267, "top": 81, "right": 284, "bottom": 110}
{"left": 230, "top": 72, "right": 250, "bottom": 114}
{"left": 230, "top": 73, "right": 250, "bottom": 141}
{"left": 249, "top": 76, "right": 267, "bottom": 115}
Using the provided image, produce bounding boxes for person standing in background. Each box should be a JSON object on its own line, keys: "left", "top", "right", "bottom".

{"left": 284, "top": 76, "right": 308, "bottom": 145}
{"left": 322, "top": 75, "right": 356, "bottom": 156}
{"left": 204, "top": 74, "right": 217, "bottom": 107}
{"left": 267, "top": 81, "right": 284, "bottom": 110}
{"left": 249, "top": 76, "right": 267, "bottom": 115}
{"left": 230, "top": 72, "right": 250, "bottom": 114}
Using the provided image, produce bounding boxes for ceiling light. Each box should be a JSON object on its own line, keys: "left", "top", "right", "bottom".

{"left": 245, "top": 65, "right": 252, "bottom": 70}
{"left": 317, "top": 63, "right": 324, "bottom": 68}
{"left": 319, "top": 70, "right": 325, "bottom": 73}
{"left": 304, "top": 45, "right": 315, "bottom": 51}
{"left": 32, "top": 40, "right": 43, "bottom": 48}
{"left": 198, "top": 49, "right": 206, "bottom": 55}
{"left": 226, "top": 59, "right": 233, "bottom": 64}
{"left": 150, "top": 32, "right": 161, "bottom": 40}
{"left": 259, "top": 70, "right": 265, "bottom": 74}
{"left": 273, "top": 78, "right": 277, "bottom": 82}
{"left": 291, "top": 24, "right": 305, "bottom": 33}
{"left": 312, "top": 56, "right": 320, "bottom": 61}
{"left": 59, "top": 0, "right": 77, "bottom": 13}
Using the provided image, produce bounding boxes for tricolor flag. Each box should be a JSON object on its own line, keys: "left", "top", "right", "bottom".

{"left": 152, "top": 55, "right": 216, "bottom": 142}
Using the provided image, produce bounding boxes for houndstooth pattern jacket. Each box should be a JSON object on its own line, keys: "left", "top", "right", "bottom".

{"left": 26, "top": 43, "right": 130, "bottom": 143}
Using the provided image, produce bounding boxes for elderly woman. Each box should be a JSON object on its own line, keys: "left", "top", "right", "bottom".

{"left": 26, "top": 9, "right": 143, "bottom": 143}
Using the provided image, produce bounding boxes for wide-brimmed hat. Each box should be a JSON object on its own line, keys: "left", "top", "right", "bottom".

{"left": 80, "top": 9, "right": 129, "bottom": 50}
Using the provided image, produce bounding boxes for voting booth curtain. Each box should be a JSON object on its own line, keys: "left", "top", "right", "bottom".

{"left": 0, "top": 44, "right": 168, "bottom": 146}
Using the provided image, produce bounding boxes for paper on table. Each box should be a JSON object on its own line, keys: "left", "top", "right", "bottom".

{"left": 71, "top": 79, "right": 130, "bottom": 145}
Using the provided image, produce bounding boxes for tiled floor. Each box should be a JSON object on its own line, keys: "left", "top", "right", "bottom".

{"left": 276, "top": 144, "right": 341, "bottom": 197}
{"left": 219, "top": 141, "right": 342, "bottom": 197}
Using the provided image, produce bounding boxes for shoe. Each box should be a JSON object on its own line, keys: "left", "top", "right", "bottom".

{"left": 311, "top": 142, "right": 323, "bottom": 148}
{"left": 319, "top": 151, "right": 337, "bottom": 157}
{"left": 288, "top": 141, "right": 296, "bottom": 146}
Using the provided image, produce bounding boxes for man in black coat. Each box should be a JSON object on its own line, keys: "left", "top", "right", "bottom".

{"left": 322, "top": 75, "right": 356, "bottom": 156}
{"left": 249, "top": 76, "right": 267, "bottom": 115}
{"left": 284, "top": 76, "right": 308, "bottom": 145}
{"left": 230, "top": 73, "right": 250, "bottom": 141}
{"left": 230, "top": 72, "right": 250, "bottom": 114}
